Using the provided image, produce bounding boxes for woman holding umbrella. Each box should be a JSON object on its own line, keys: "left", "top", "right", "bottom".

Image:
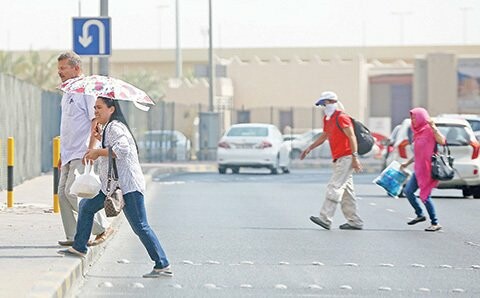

{"left": 58, "top": 96, "right": 172, "bottom": 278}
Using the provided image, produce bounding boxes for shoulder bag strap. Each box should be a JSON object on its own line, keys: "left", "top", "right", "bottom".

{"left": 335, "top": 111, "right": 350, "bottom": 136}
{"left": 107, "top": 146, "right": 118, "bottom": 192}
{"left": 443, "top": 142, "right": 451, "bottom": 156}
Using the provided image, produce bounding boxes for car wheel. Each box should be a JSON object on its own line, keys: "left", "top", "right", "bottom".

{"left": 232, "top": 167, "right": 240, "bottom": 174}
{"left": 218, "top": 167, "right": 226, "bottom": 174}
{"left": 472, "top": 186, "right": 480, "bottom": 199}
{"left": 462, "top": 188, "right": 473, "bottom": 198}
{"left": 290, "top": 149, "right": 301, "bottom": 159}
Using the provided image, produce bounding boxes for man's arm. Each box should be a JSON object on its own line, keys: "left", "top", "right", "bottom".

{"left": 300, "top": 132, "right": 328, "bottom": 160}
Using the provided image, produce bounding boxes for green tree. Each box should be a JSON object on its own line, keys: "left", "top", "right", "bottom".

{"left": 120, "top": 70, "right": 164, "bottom": 101}
{"left": 0, "top": 51, "right": 58, "bottom": 90}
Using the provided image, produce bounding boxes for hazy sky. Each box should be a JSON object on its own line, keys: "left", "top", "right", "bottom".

{"left": 1, "top": 0, "right": 479, "bottom": 51}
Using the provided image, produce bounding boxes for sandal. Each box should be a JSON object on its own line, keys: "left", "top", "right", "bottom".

{"left": 90, "top": 227, "right": 114, "bottom": 246}
{"left": 425, "top": 224, "right": 442, "bottom": 232}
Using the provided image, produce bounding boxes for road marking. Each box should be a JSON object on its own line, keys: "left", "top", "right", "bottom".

{"left": 97, "top": 281, "right": 114, "bottom": 288}
{"left": 129, "top": 283, "right": 144, "bottom": 288}
{"left": 117, "top": 259, "right": 130, "bottom": 264}
{"left": 378, "top": 286, "right": 392, "bottom": 291}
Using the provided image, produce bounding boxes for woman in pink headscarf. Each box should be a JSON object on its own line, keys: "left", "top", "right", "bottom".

{"left": 400, "top": 108, "right": 446, "bottom": 232}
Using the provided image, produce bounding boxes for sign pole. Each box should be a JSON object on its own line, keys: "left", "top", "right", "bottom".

{"left": 98, "top": 0, "right": 109, "bottom": 75}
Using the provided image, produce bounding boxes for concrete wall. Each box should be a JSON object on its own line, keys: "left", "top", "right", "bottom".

{"left": 414, "top": 53, "right": 458, "bottom": 116}
{"left": 426, "top": 53, "right": 458, "bottom": 116}
{"left": 227, "top": 55, "right": 368, "bottom": 122}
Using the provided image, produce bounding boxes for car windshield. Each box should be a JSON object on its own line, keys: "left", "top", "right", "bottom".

{"left": 227, "top": 127, "right": 269, "bottom": 137}
{"left": 437, "top": 125, "right": 471, "bottom": 146}
{"left": 466, "top": 120, "right": 480, "bottom": 132}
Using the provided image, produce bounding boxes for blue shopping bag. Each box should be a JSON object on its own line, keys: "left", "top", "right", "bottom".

{"left": 373, "top": 161, "right": 411, "bottom": 197}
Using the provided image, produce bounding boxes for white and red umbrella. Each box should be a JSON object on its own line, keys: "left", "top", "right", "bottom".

{"left": 58, "top": 75, "right": 155, "bottom": 111}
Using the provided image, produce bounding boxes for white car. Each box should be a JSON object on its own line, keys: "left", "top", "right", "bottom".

{"left": 287, "top": 129, "right": 331, "bottom": 159}
{"left": 385, "top": 117, "right": 480, "bottom": 198}
{"left": 438, "top": 114, "right": 480, "bottom": 141}
{"left": 217, "top": 123, "right": 291, "bottom": 174}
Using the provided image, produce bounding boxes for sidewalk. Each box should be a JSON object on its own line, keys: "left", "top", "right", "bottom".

{"left": 0, "top": 162, "right": 216, "bottom": 298}
{"left": 0, "top": 159, "right": 380, "bottom": 298}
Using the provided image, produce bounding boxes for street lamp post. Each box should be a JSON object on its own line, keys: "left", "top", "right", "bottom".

{"left": 391, "top": 11, "right": 412, "bottom": 45}
{"left": 175, "top": 0, "right": 182, "bottom": 78}
{"left": 208, "top": 0, "right": 214, "bottom": 112}
{"left": 460, "top": 7, "right": 473, "bottom": 44}
{"left": 157, "top": 4, "right": 169, "bottom": 48}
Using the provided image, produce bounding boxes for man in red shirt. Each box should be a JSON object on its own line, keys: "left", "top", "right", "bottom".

{"left": 300, "top": 91, "right": 364, "bottom": 230}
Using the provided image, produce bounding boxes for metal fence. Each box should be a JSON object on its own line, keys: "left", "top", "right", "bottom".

{"left": 121, "top": 102, "right": 325, "bottom": 162}
{"left": 0, "top": 73, "right": 61, "bottom": 190}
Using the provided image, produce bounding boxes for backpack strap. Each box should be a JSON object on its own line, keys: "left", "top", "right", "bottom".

{"left": 335, "top": 111, "right": 349, "bottom": 135}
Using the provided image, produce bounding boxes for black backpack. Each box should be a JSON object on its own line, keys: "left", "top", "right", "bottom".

{"left": 335, "top": 112, "right": 375, "bottom": 155}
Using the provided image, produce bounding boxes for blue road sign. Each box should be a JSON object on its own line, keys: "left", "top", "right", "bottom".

{"left": 73, "top": 17, "right": 111, "bottom": 56}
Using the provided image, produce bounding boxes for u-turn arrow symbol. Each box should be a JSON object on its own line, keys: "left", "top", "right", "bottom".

{"left": 78, "top": 20, "right": 106, "bottom": 54}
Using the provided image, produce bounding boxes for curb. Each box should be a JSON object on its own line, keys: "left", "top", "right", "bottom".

{"left": 27, "top": 206, "right": 126, "bottom": 298}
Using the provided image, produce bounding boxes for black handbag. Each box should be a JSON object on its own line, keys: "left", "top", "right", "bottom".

{"left": 431, "top": 143, "right": 455, "bottom": 181}
{"left": 104, "top": 147, "right": 125, "bottom": 217}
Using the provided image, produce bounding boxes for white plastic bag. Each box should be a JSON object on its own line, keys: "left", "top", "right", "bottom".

{"left": 373, "top": 161, "right": 411, "bottom": 197}
{"left": 70, "top": 160, "right": 101, "bottom": 199}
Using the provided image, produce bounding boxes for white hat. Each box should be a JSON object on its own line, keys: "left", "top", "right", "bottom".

{"left": 315, "top": 91, "right": 338, "bottom": 106}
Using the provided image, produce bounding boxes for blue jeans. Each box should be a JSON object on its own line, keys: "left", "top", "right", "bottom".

{"left": 73, "top": 191, "right": 170, "bottom": 269}
{"left": 404, "top": 173, "right": 438, "bottom": 225}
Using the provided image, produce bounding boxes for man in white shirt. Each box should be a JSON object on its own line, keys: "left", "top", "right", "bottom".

{"left": 57, "top": 51, "right": 112, "bottom": 246}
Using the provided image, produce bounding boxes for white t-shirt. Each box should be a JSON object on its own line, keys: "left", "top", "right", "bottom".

{"left": 60, "top": 93, "right": 96, "bottom": 164}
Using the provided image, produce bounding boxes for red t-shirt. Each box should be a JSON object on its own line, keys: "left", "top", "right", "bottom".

{"left": 323, "top": 111, "right": 353, "bottom": 159}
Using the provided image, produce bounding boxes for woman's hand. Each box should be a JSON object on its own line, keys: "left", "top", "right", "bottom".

{"left": 92, "top": 124, "right": 103, "bottom": 141}
{"left": 84, "top": 149, "right": 100, "bottom": 161}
